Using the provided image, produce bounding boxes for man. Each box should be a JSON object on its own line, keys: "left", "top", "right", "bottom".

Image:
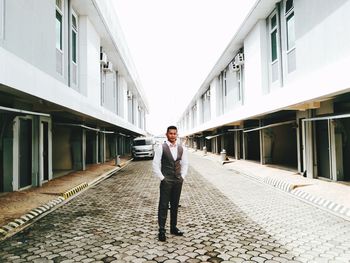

{"left": 152, "top": 126, "right": 188, "bottom": 242}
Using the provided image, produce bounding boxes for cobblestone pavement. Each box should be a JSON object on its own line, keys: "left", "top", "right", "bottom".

{"left": 0, "top": 154, "right": 350, "bottom": 263}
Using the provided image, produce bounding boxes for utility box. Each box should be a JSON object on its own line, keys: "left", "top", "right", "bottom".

{"left": 115, "top": 155, "right": 121, "bottom": 167}
{"left": 220, "top": 149, "right": 227, "bottom": 162}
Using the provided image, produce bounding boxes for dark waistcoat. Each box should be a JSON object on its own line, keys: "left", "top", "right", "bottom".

{"left": 161, "top": 143, "right": 183, "bottom": 179}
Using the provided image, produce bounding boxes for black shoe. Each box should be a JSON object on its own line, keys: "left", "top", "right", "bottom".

{"left": 170, "top": 227, "right": 184, "bottom": 236}
{"left": 158, "top": 231, "right": 166, "bottom": 242}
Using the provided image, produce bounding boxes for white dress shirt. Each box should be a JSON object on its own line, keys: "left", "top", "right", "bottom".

{"left": 152, "top": 141, "right": 189, "bottom": 181}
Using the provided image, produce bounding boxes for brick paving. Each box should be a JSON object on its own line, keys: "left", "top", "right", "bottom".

{"left": 0, "top": 154, "right": 350, "bottom": 262}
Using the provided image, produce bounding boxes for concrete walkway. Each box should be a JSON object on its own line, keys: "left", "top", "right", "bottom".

{"left": 1, "top": 159, "right": 350, "bottom": 262}
{"left": 0, "top": 157, "right": 132, "bottom": 239}
{"left": 190, "top": 149, "right": 350, "bottom": 221}
{"left": 1, "top": 149, "right": 349, "bottom": 241}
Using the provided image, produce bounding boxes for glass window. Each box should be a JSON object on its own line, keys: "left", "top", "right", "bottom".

{"left": 71, "top": 12, "right": 78, "bottom": 63}
{"left": 285, "top": 0, "right": 295, "bottom": 51}
{"left": 286, "top": 13, "right": 295, "bottom": 50}
{"left": 55, "top": 11, "right": 62, "bottom": 50}
{"left": 72, "top": 31, "right": 77, "bottom": 63}
{"left": 285, "top": 0, "right": 293, "bottom": 14}
{"left": 271, "top": 15, "right": 277, "bottom": 29}
{"left": 72, "top": 14, "right": 77, "bottom": 30}
{"left": 0, "top": 0, "right": 4, "bottom": 40}
{"left": 268, "top": 10, "right": 280, "bottom": 84}
{"left": 56, "top": 0, "right": 63, "bottom": 11}
{"left": 271, "top": 30, "right": 277, "bottom": 62}
{"left": 269, "top": 13, "right": 278, "bottom": 62}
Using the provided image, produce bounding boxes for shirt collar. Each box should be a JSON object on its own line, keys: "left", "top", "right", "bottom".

{"left": 166, "top": 140, "right": 177, "bottom": 148}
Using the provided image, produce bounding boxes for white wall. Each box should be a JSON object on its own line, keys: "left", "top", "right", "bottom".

{"left": 1, "top": 0, "right": 57, "bottom": 80}
{"left": 296, "top": 0, "right": 350, "bottom": 77}
{"left": 243, "top": 20, "right": 267, "bottom": 106}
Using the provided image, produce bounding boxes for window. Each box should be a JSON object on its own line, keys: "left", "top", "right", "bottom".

{"left": 71, "top": 10, "right": 78, "bottom": 85}
{"left": 192, "top": 104, "right": 197, "bottom": 128}
{"left": 100, "top": 65, "right": 105, "bottom": 106}
{"left": 56, "top": 0, "right": 64, "bottom": 75}
{"left": 270, "top": 14, "right": 278, "bottom": 64}
{"left": 268, "top": 10, "right": 280, "bottom": 84}
{"left": 55, "top": 12, "right": 62, "bottom": 50}
{"left": 237, "top": 68, "right": 242, "bottom": 101}
{"left": 71, "top": 12, "right": 77, "bottom": 63}
{"left": 202, "top": 89, "right": 211, "bottom": 123}
{"left": 0, "top": 0, "right": 4, "bottom": 40}
{"left": 285, "top": 0, "right": 296, "bottom": 73}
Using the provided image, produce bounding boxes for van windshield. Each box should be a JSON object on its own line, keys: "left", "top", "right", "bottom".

{"left": 133, "top": 139, "right": 153, "bottom": 146}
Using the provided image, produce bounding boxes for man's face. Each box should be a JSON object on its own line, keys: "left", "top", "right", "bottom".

{"left": 166, "top": 129, "right": 177, "bottom": 143}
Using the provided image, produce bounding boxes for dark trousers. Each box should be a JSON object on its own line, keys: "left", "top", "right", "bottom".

{"left": 158, "top": 178, "right": 183, "bottom": 232}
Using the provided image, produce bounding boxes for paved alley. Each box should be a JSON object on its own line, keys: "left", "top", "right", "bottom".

{"left": 0, "top": 153, "right": 350, "bottom": 263}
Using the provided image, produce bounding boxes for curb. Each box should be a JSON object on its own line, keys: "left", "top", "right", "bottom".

{"left": 0, "top": 196, "right": 65, "bottom": 239}
{"left": 212, "top": 156, "right": 350, "bottom": 222}
{"left": 0, "top": 159, "right": 133, "bottom": 241}
{"left": 62, "top": 182, "right": 88, "bottom": 199}
{"left": 263, "top": 177, "right": 296, "bottom": 192}
{"left": 291, "top": 188, "right": 350, "bottom": 220}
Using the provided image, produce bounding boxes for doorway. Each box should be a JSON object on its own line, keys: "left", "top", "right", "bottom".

{"left": 42, "top": 121, "right": 49, "bottom": 181}
{"left": 315, "top": 120, "right": 331, "bottom": 179}
{"left": 19, "top": 119, "right": 32, "bottom": 188}
{"left": 245, "top": 131, "right": 260, "bottom": 162}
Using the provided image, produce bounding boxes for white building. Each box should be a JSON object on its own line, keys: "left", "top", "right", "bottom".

{"left": 178, "top": 0, "right": 350, "bottom": 183}
{"left": 0, "top": 0, "right": 149, "bottom": 192}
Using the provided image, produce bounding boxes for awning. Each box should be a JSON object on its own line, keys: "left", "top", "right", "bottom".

{"left": 55, "top": 123, "right": 100, "bottom": 132}
{"left": 119, "top": 133, "right": 131, "bottom": 137}
{"left": 227, "top": 128, "right": 244, "bottom": 132}
{"left": 205, "top": 133, "right": 226, "bottom": 140}
{"left": 302, "top": 113, "right": 350, "bottom": 122}
{"left": 0, "top": 105, "right": 50, "bottom": 117}
{"left": 99, "top": 130, "right": 115, "bottom": 134}
{"left": 243, "top": 120, "right": 296, "bottom": 133}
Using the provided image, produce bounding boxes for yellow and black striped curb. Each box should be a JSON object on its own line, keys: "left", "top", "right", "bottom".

{"left": 62, "top": 182, "right": 88, "bottom": 199}
{"left": 291, "top": 188, "right": 350, "bottom": 221}
{"left": 0, "top": 196, "right": 65, "bottom": 239}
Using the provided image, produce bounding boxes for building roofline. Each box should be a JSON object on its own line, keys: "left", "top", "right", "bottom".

{"left": 179, "top": 0, "right": 279, "bottom": 120}
{"left": 92, "top": 0, "right": 150, "bottom": 113}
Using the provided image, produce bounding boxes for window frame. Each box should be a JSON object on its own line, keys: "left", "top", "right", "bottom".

{"left": 284, "top": 0, "right": 296, "bottom": 75}
{"left": 267, "top": 8, "right": 282, "bottom": 88}
{"left": 100, "top": 65, "right": 106, "bottom": 106}
{"left": 71, "top": 9, "right": 78, "bottom": 64}
{"left": 0, "top": 0, "right": 4, "bottom": 40}
{"left": 55, "top": 0, "right": 64, "bottom": 75}
{"left": 202, "top": 88, "right": 211, "bottom": 123}
{"left": 70, "top": 8, "right": 78, "bottom": 86}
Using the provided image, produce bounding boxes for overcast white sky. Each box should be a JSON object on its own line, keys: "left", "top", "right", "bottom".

{"left": 112, "top": 0, "right": 256, "bottom": 135}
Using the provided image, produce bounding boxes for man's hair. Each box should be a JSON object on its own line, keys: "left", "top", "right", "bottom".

{"left": 167, "top": 125, "right": 177, "bottom": 133}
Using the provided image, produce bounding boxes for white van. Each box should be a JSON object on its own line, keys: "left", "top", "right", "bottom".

{"left": 132, "top": 137, "right": 155, "bottom": 159}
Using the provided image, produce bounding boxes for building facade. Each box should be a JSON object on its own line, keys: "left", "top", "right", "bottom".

{"left": 178, "top": 0, "right": 350, "bottom": 182}
{"left": 0, "top": 0, "right": 149, "bottom": 192}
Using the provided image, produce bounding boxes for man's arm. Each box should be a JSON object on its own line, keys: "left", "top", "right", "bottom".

{"left": 180, "top": 146, "right": 189, "bottom": 179}
{"left": 152, "top": 144, "right": 164, "bottom": 181}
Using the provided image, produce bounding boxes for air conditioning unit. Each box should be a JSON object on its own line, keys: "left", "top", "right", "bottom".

{"left": 234, "top": 52, "right": 244, "bottom": 65}
{"left": 100, "top": 52, "right": 107, "bottom": 65}
{"left": 206, "top": 90, "right": 211, "bottom": 98}
{"left": 103, "top": 61, "right": 113, "bottom": 72}
{"left": 229, "top": 61, "right": 240, "bottom": 72}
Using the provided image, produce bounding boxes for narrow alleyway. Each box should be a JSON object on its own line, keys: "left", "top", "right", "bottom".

{"left": 0, "top": 153, "right": 349, "bottom": 262}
